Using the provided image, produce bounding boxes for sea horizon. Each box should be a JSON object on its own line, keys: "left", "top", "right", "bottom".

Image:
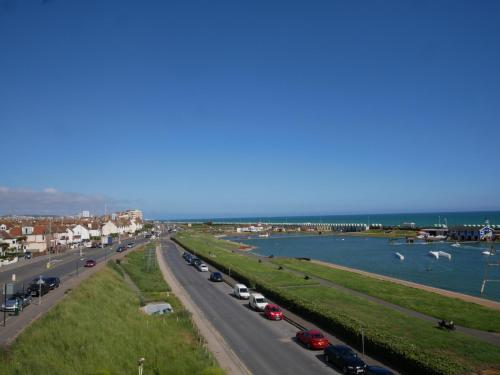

{"left": 164, "top": 210, "right": 500, "bottom": 227}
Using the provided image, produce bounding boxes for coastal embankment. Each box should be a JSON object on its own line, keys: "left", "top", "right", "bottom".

{"left": 310, "top": 259, "right": 500, "bottom": 310}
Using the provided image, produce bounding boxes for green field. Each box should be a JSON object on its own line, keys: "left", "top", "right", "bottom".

{"left": 0, "top": 244, "right": 223, "bottom": 375}
{"left": 175, "top": 231, "right": 500, "bottom": 375}
{"left": 270, "top": 258, "right": 500, "bottom": 332}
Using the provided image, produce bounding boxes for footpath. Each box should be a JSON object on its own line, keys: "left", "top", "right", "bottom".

{"left": 155, "top": 240, "right": 250, "bottom": 375}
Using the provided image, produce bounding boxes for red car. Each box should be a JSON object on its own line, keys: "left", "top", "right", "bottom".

{"left": 296, "top": 329, "right": 329, "bottom": 350}
{"left": 84, "top": 259, "right": 96, "bottom": 267}
{"left": 263, "top": 304, "right": 284, "bottom": 320}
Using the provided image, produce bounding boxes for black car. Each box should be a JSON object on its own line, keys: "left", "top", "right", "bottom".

{"left": 44, "top": 277, "right": 60, "bottom": 290}
{"left": 28, "top": 282, "right": 51, "bottom": 297}
{"left": 24, "top": 251, "right": 32, "bottom": 259}
{"left": 192, "top": 259, "right": 202, "bottom": 267}
{"left": 365, "top": 366, "right": 394, "bottom": 375}
{"left": 324, "top": 345, "right": 366, "bottom": 374}
{"left": 209, "top": 272, "right": 223, "bottom": 282}
{"left": 116, "top": 246, "right": 125, "bottom": 253}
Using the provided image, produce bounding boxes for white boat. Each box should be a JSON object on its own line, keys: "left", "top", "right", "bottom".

{"left": 258, "top": 233, "right": 269, "bottom": 238}
{"left": 482, "top": 250, "right": 494, "bottom": 256}
{"left": 428, "top": 251, "right": 440, "bottom": 259}
{"left": 451, "top": 242, "right": 461, "bottom": 248}
{"left": 438, "top": 251, "right": 452, "bottom": 260}
{"left": 395, "top": 252, "right": 404, "bottom": 260}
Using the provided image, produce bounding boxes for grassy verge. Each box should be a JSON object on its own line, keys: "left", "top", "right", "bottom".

{"left": 119, "top": 244, "right": 176, "bottom": 306}
{"left": 174, "top": 231, "right": 500, "bottom": 375}
{"left": 270, "top": 258, "right": 500, "bottom": 332}
{"left": 0, "top": 244, "right": 223, "bottom": 375}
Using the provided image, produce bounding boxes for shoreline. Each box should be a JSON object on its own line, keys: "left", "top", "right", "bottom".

{"left": 310, "top": 258, "right": 500, "bottom": 310}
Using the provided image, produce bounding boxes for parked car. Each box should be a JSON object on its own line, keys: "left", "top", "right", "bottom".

{"left": 365, "top": 366, "right": 394, "bottom": 375}
{"left": 296, "top": 329, "right": 329, "bottom": 350}
{"left": 116, "top": 246, "right": 125, "bottom": 253}
{"left": 182, "top": 251, "right": 191, "bottom": 260}
{"left": 44, "top": 277, "right": 60, "bottom": 290}
{"left": 197, "top": 263, "right": 209, "bottom": 272}
{"left": 192, "top": 259, "right": 202, "bottom": 267}
{"left": 1, "top": 297, "right": 23, "bottom": 313}
{"left": 249, "top": 293, "right": 268, "bottom": 311}
{"left": 233, "top": 283, "right": 250, "bottom": 299}
{"left": 323, "top": 345, "right": 366, "bottom": 374}
{"left": 11, "top": 291, "right": 32, "bottom": 308}
{"left": 84, "top": 259, "right": 96, "bottom": 267}
{"left": 28, "top": 282, "right": 51, "bottom": 297}
{"left": 126, "top": 242, "right": 135, "bottom": 248}
{"left": 263, "top": 303, "right": 284, "bottom": 320}
{"left": 24, "top": 251, "right": 32, "bottom": 260}
{"left": 209, "top": 272, "right": 223, "bottom": 282}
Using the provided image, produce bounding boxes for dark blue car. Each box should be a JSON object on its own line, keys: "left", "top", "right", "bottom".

{"left": 209, "top": 272, "right": 223, "bottom": 282}
{"left": 324, "top": 344, "right": 366, "bottom": 374}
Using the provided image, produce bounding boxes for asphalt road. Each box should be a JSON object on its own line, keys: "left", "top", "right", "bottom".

{"left": 0, "top": 237, "right": 147, "bottom": 292}
{"left": 160, "top": 238, "right": 340, "bottom": 375}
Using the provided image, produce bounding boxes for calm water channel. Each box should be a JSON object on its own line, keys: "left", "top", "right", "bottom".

{"left": 233, "top": 235, "right": 500, "bottom": 302}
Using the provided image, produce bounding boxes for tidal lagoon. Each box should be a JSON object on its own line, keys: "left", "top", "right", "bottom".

{"left": 235, "top": 234, "right": 500, "bottom": 302}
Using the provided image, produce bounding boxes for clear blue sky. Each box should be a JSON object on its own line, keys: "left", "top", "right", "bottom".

{"left": 1, "top": 0, "right": 499, "bottom": 219}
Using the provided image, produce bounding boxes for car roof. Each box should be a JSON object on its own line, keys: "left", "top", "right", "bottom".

{"left": 305, "top": 329, "right": 322, "bottom": 335}
{"left": 266, "top": 303, "right": 279, "bottom": 308}
{"left": 251, "top": 293, "right": 265, "bottom": 298}
{"left": 235, "top": 283, "right": 247, "bottom": 288}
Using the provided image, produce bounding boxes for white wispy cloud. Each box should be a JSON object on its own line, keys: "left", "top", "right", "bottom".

{"left": 0, "top": 186, "right": 126, "bottom": 216}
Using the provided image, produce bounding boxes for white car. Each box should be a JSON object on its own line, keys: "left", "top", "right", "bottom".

{"left": 234, "top": 283, "right": 250, "bottom": 299}
{"left": 197, "top": 263, "right": 209, "bottom": 272}
{"left": 249, "top": 293, "right": 268, "bottom": 311}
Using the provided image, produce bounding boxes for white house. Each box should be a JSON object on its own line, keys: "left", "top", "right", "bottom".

{"left": 25, "top": 225, "right": 48, "bottom": 252}
{"left": 101, "top": 220, "right": 118, "bottom": 236}
{"left": 72, "top": 224, "right": 90, "bottom": 241}
{"left": 88, "top": 222, "right": 101, "bottom": 238}
{"left": 55, "top": 227, "right": 74, "bottom": 245}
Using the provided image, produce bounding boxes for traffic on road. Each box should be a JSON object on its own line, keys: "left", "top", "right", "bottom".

{"left": 175, "top": 244, "right": 396, "bottom": 375}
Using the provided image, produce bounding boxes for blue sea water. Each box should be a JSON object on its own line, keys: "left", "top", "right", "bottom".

{"left": 233, "top": 234, "right": 500, "bottom": 302}
{"left": 177, "top": 211, "right": 500, "bottom": 227}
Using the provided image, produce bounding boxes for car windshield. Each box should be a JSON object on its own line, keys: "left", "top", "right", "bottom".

{"left": 311, "top": 333, "right": 324, "bottom": 339}
{"left": 240, "top": 288, "right": 248, "bottom": 293}
{"left": 270, "top": 307, "right": 280, "bottom": 311}
{"left": 256, "top": 298, "right": 266, "bottom": 303}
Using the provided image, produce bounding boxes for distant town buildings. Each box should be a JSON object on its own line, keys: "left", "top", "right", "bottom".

{"left": 0, "top": 209, "right": 144, "bottom": 256}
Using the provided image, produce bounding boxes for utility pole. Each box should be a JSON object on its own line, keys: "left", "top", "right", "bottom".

{"left": 38, "top": 275, "right": 43, "bottom": 305}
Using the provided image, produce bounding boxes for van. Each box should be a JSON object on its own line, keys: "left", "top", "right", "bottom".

{"left": 249, "top": 293, "right": 268, "bottom": 311}
{"left": 234, "top": 283, "right": 250, "bottom": 299}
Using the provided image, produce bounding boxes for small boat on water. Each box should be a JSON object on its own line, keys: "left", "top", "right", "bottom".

{"left": 258, "top": 233, "right": 269, "bottom": 238}
{"left": 451, "top": 242, "right": 461, "bottom": 248}
{"left": 428, "top": 251, "right": 440, "bottom": 259}
{"left": 394, "top": 252, "right": 404, "bottom": 260}
{"left": 438, "top": 251, "right": 452, "bottom": 260}
{"left": 482, "top": 250, "right": 494, "bottom": 256}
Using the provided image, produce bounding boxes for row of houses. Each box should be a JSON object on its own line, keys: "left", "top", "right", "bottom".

{"left": 0, "top": 217, "right": 144, "bottom": 255}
